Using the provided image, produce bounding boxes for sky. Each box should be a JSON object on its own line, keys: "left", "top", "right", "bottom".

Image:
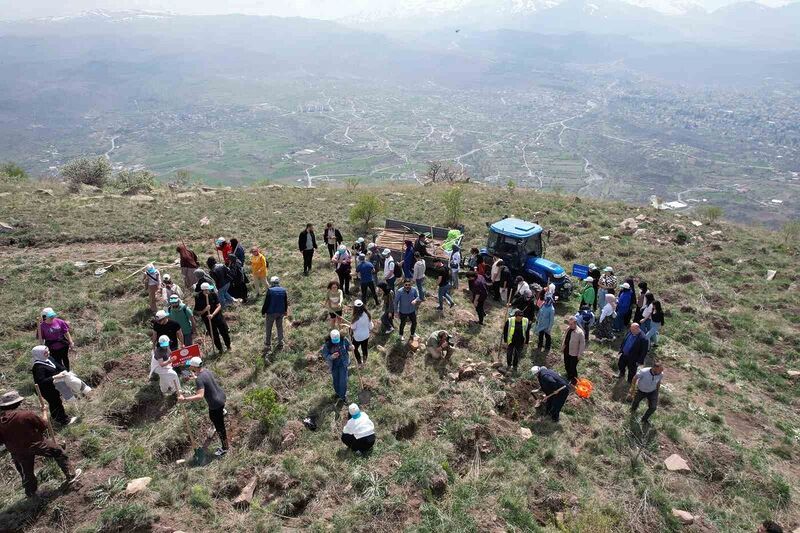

{"left": 0, "top": 0, "right": 795, "bottom": 20}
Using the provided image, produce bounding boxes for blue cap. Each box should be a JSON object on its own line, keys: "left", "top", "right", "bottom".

{"left": 45, "top": 310, "right": 57, "bottom": 318}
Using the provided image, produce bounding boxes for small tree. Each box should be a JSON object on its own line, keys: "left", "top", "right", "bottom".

{"left": 0, "top": 162, "right": 28, "bottom": 181}
{"left": 697, "top": 205, "right": 723, "bottom": 223}
{"left": 442, "top": 186, "right": 464, "bottom": 227}
{"left": 349, "top": 193, "right": 385, "bottom": 230}
{"left": 113, "top": 169, "right": 157, "bottom": 194}
{"left": 344, "top": 176, "right": 362, "bottom": 193}
{"left": 174, "top": 169, "right": 192, "bottom": 187}
{"left": 60, "top": 156, "right": 111, "bottom": 191}
{"left": 782, "top": 220, "right": 800, "bottom": 252}
{"left": 242, "top": 387, "right": 286, "bottom": 429}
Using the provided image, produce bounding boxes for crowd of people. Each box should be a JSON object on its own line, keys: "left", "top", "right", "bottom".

{"left": 1, "top": 221, "right": 670, "bottom": 500}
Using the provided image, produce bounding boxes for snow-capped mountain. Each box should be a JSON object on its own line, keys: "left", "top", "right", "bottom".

{"left": 38, "top": 9, "right": 175, "bottom": 23}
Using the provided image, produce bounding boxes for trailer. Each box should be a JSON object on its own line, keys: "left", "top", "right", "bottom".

{"left": 374, "top": 219, "right": 464, "bottom": 271}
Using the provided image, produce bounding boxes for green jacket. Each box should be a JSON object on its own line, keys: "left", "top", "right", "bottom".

{"left": 580, "top": 285, "right": 596, "bottom": 306}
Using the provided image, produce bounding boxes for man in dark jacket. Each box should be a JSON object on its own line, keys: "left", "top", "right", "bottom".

{"left": 0, "top": 390, "right": 82, "bottom": 497}
{"left": 262, "top": 276, "right": 289, "bottom": 356}
{"left": 617, "top": 323, "right": 649, "bottom": 383}
{"left": 468, "top": 272, "right": 489, "bottom": 325}
{"left": 531, "top": 366, "right": 570, "bottom": 422}
{"left": 323, "top": 222, "right": 343, "bottom": 259}
{"left": 298, "top": 223, "right": 318, "bottom": 276}
{"left": 206, "top": 257, "right": 235, "bottom": 307}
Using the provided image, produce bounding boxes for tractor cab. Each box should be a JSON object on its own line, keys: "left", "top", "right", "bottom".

{"left": 485, "top": 217, "right": 572, "bottom": 299}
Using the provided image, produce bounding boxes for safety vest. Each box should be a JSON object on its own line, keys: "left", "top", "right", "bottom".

{"left": 506, "top": 318, "right": 529, "bottom": 344}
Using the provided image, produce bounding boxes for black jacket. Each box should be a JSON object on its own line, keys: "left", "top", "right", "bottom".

{"left": 298, "top": 230, "right": 318, "bottom": 251}
{"left": 210, "top": 264, "right": 232, "bottom": 287}
{"left": 32, "top": 358, "right": 66, "bottom": 398}
{"left": 538, "top": 368, "right": 569, "bottom": 395}
{"left": 619, "top": 332, "right": 650, "bottom": 364}
{"left": 324, "top": 227, "right": 343, "bottom": 245}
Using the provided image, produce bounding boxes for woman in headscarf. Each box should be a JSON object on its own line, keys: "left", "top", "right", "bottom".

{"left": 595, "top": 293, "right": 617, "bottom": 340}
{"left": 402, "top": 240, "right": 415, "bottom": 280}
{"left": 193, "top": 268, "right": 214, "bottom": 295}
{"left": 36, "top": 307, "right": 74, "bottom": 371}
{"left": 535, "top": 295, "right": 555, "bottom": 351}
{"left": 225, "top": 254, "right": 248, "bottom": 304}
{"left": 149, "top": 335, "right": 180, "bottom": 394}
{"left": 142, "top": 263, "right": 161, "bottom": 312}
{"left": 229, "top": 238, "right": 246, "bottom": 266}
{"left": 31, "top": 346, "right": 73, "bottom": 426}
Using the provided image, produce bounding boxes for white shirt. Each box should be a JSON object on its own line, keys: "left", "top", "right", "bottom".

{"left": 343, "top": 412, "right": 375, "bottom": 439}
{"left": 383, "top": 257, "right": 395, "bottom": 280}
{"left": 413, "top": 260, "right": 426, "bottom": 281}
{"left": 636, "top": 367, "right": 663, "bottom": 393}
{"left": 599, "top": 302, "right": 615, "bottom": 322}
{"left": 517, "top": 280, "right": 530, "bottom": 295}
{"left": 641, "top": 303, "right": 654, "bottom": 320}
{"left": 450, "top": 251, "right": 461, "bottom": 271}
{"left": 351, "top": 313, "right": 372, "bottom": 342}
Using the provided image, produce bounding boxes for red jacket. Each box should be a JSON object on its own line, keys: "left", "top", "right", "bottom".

{"left": 216, "top": 243, "right": 232, "bottom": 262}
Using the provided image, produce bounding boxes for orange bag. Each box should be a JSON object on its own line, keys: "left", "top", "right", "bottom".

{"left": 575, "top": 378, "right": 593, "bottom": 399}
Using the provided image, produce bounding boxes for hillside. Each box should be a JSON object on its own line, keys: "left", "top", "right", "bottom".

{"left": 0, "top": 181, "right": 798, "bottom": 532}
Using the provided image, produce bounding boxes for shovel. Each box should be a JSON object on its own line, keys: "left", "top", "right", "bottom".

{"left": 532, "top": 385, "right": 567, "bottom": 409}
{"left": 181, "top": 406, "right": 206, "bottom": 465}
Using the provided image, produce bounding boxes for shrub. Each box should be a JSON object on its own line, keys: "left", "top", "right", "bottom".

{"left": 60, "top": 156, "right": 111, "bottom": 191}
{"left": 98, "top": 503, "right": 153, "bottom": 532}
{"left": 344, "top": 176, "right": 362, "bottom": 192}
{"left": 173, "top": 169, "right": 192, "bottom": 187}
{"left": 697, "top": 205, "right": 724, "bottom": 223}
{"left": 112, "top": 169, "right": 157, "bottom": 194}
{"left": 441, "top": 186, "right": 464, "bottom": 227}
{"left": 189, "top": 484, "right": 213, "bottom": 509}
{"left": 0, "top": 161, "right": 28, "bottom": 181}
{"left": 242, "top": 387, "right": 286, "bottom": 429}
{"left": 782, "top": 220, "right": 800, "bottom": 250}
{"left": 349, "top": 193, "right": 385, "bottom": 230}
{"left": 674, "top": 231, "right": 689, "bottom": 245}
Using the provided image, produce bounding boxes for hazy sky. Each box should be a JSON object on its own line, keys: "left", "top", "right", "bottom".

{"left": 0, "top": 0, "right": 795, "bottom": 20}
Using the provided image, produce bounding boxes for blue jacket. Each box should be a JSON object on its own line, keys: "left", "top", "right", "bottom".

{"left": 357, "top": 261, "right": 375, "bottom": 284}
{"left": 322, "top": 339, "right": 350, "bottom": 368}
{"left": 261, "top": 286, "right": 288, "bottom": 315}
{"left": 535, "top": 303, "right": 555, "bottom": 333}
{"left": 617, "top": 288, "right": 633, "bottom": 315}
{"left": 538, "top": 368, "right": 569, "bottom": 394}
{"left": 402, "top": 244, "right": 415, "bottom": 279}
{"left": 394, "top": 286, "right": 419, "bottom": 314}
{"left": 619, "top": 331, "right": 649, "bottom": 364}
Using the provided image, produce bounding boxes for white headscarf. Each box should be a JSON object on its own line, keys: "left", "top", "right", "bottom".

{"left": 32, "top": 345, "right": 50, "bottom": 361}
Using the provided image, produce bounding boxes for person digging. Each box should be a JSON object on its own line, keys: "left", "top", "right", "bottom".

{"left": 177, "top": 357, "right": 229, "bottom": 457}
{"left": 530, "top": 366, "right": 570, "bottom": 423}
{"left": 0, "top": 390, "right": 82, "bottom": 498}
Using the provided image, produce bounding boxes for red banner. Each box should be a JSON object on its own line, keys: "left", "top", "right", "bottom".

{"left": 170, "top": 344, "right": 200, "bottom": 365}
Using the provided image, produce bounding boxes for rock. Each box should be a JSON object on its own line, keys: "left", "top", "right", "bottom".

{"left": 671, "top": 509, "right": 694, "bottom": 525}
{"left": 635, "top": 214, "right": 647, "bottom": 221}
{"left": 0, "top": 222, "right": 13, "bottom": 233}
{"left": 491, "top": 362, "right": 503, "bottom": 369}
{"left": 80, "top": 184, "right": 103, "bottom": 194}
{"left": 0, "top": 192, "right": 11, "bottom": 197}
{"left": 176, "top": 192, "right": 197, "bottom": 199}
{"left": 233, "top": 475, "right": 259, "bottom": 509}
{"left": 200, "top": 190, "right": 216, "bottom": 196}
{"left": 766, "top": 270, "right": 777, "bottom": 281}
{"left": 691, "top": 220, "right": 703, "bottom": 227}
{"left": 265, "top": 184, "right": 283, "bottom": 190}
{"left": 458, "top": 366, "right": 477, "bottom": 380}
{"left": 787, "top": 370, "right": 800, "bottom": 378}
{"left": 710, "top": 230, "right": 723, "bottom": 237}
{"left": 128, "top": 194, "right": 154, "bottom": 202}
{"left": 199, "top": 216, "right": 210, "bottom": 226}
{"left": 478, "top": 375, "right": 486, "bottom": 384}
{"left": 619, "top": 218, "right": 639, "bottom": 233}
{"left": 518, "top": 427, "right": 532, "bottom": 440}
{"left": 633, "top": 229, "right": 647, "bottom": 239}
{"left": 600, "top": 235, "right": 610, "bottom": 240}
{"left": 280, "top": 421, "right": 304, "bottom": 450}
{"left": 449, "top": 372, "right": 460, "bottom": 381}
{"left": 36, "top": 189, "right": 54, "bottom": 196}
{"left": 555, "top": 511, "right": 565, "bottom": 527}
{"left": 492, "top": 391, "right": 507, "bottom": 406}
{"left": 664, "top": 454, "right": 690, "bottom": 472}
{"left": 125, "top": 477, "right": 152, "bottom": 495}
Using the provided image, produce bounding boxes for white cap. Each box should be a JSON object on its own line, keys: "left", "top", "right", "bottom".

{"left": 382, "top": 249, "right": 391, "bottom": 256}
{"left": 530, "top": 366, "right": 543, "bottom": 375}
{"left": 621, "top": 282, "right": 631, "bottom": 289}
{"left": 357, "top": 237, "right": 364, "bottom": 243}
{"left": 200, "top": 282, "right": 212, "bottom": 291}
{"left": 41, "top": 307, "right": 56, "bottom": 318}
{"left": 187, "top": 356, "right": 203, "bottom": 367}
{"left": 354, "top": 299, "right": 364, "bottom": 307}
{"left": 169, "top": 294, "right": 180, "bottom": 303}
{"left": 330, "top": 329, "right": 341, "bottom": 343}
{"left": 584, "top": 276, "right": 593, "bottom": 282}
{"left": 348, "top": 403, "right": 360, "bottom": 416}
{"left": 367, "top": 242, "right": 375, "bottom": 250}
{"left": 338, "top": 244, "right": 346, "bottom": 252}
{"left": 158, "top": 335, "right": 170, "bottom": 347}
{"left": 588, "top": 263, "right": 597, "bottom": 270}
{"left": 163, "top": 273, "right": 171, "bottom": 281}
{"left": 216, "top": 237, "right": 225, "bottom": 245}
{"left": 155, "top": 310, "right": 168, "bottom": 320}
{"left": 269, "top": 276, "right": 280, "bottom": 285}
{"left": 604, "top": 266, "right": 614, "bottom": 272}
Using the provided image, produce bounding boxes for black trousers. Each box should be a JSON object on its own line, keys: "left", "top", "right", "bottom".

{"left": 506, "top": 344, "right": 524, "bottom": 369}
{"left": 13, "top": 442, "right": 71, "bottom": 497}
{"left": 360, "top": 282, "right": 379, "bottom": 305}
{"left": 618, "top": 355, "right": 639, "bottom": 383}
{"left": 399, "top": 312, "right": 417, "bottom": 337}
{"left": 564, "top": 354, "right": 579, "bottom": 383}
{"left": 537, "top": 331, "right": 552, "bottom": 351}
{"left": 545, "top": 388, "right": 569, "bottom": 422}
{"left": 302, "top": 249, "right": 315, "bottom": 273}
{"left": 631, "top": 389, "right": 658, "bottom": 422}
{"left": 203, "top": 316, "right": 231, "bottom": 351}
{"left": 327, "top": 243, "right": 336, "bottom": 259}
{"left": 475, "top": 296, "right": 486, "bottom": 324}
{"left": 49, "top": 346, "right": 71, "bottom": 372}
{"left": 341, "top": 433, "right": 375, "bottom": 452}
{"left": 353, "top": 339, "right": 369, "bottom": 364}
{"left": 208, "top": 406, "right": 228, "bottom": 448}
{"left": 337, "top": 270, "right": 351, "bottom": 295}
{"left": 41, "top": 386, "right": 69, "bottom": 425}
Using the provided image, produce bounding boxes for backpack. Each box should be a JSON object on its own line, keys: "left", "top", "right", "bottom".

{"left": 392, "top": 259, "right": 403, "bottom": 278}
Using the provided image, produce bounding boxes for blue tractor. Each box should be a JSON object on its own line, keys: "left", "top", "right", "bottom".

{"left": 484, "top": 217, "right": 572, "bottom": 300}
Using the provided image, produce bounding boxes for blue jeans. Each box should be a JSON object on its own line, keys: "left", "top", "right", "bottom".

{"left": 613, "top": 312, "right": 626, "bottom": 332}
{"left": 416, "top": 279, "right": 426, "bottom": 300}
{"left": 218, "top": 283, "right": 235, "bottom": 307}
{"left": 640, "top": 318, "right": 652, "bottom": 334}
{"left": 645, "top": 321, "right": 661, "bottom": 346}
{"left": 330, "top": 360, "right": 349, "bottom": 400}
{"left": 381, "top": 311, "right": 394, "bottom": 332}
{"left": 437, "top": 284, "right": 454, "bottom": 309}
